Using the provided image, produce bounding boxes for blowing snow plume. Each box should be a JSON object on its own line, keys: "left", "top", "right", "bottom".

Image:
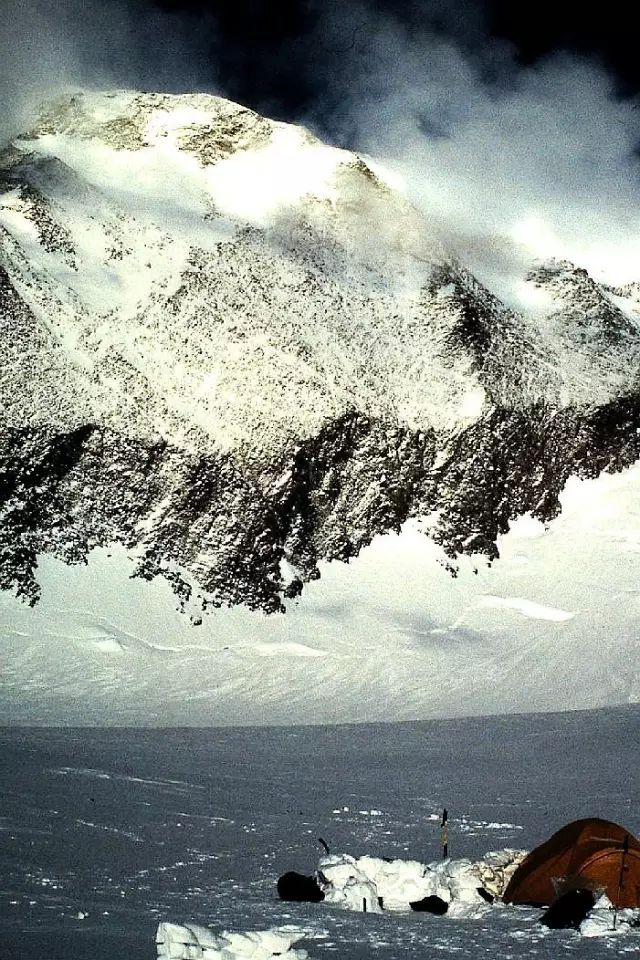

{"left": 292, "top": 1, "right": 640, "bottom": 307}
{"left": 0, "top": 0, "right": 215, "bottom": 145}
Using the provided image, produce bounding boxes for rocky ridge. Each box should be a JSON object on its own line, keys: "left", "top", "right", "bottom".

{"left": 1, "top": 90, "right": 640, "bottom": 614}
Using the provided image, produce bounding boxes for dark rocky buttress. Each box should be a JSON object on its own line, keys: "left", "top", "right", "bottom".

{"left": 3, "top": 394, "right": 640, "bottom": 613}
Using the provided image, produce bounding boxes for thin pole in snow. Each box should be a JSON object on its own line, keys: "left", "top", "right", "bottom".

{"left": 363, "top": 897, "right": 367, "bottom": 912}
{"left": 613, "top": 834, "right": 629, "bottom": 930}
{"left": 441, "top": 808, "right": 449, "bottom": 859}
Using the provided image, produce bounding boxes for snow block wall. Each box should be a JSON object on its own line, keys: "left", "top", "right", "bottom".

{"left": 316, "top": 850, "right": 526, "bottom": 915}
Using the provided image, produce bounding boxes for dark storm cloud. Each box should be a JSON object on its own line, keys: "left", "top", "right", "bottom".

{"left": 283, "top": 1, "right": 640, "bottom": 293}
{"left": 142, "top": 0, "right": 640, "bottom": 128}
{"left": 488, "top": 0, "right": 640, "bottom": 96}
{"left": 2, "top": 0, "right": 640, "bottom": 294}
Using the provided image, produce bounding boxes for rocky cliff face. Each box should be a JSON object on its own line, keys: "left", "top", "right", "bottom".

{"left": 2, "top": 90, "right": 640, "bottom": 615}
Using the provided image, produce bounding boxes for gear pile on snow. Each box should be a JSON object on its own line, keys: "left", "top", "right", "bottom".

{"left": 275, "top": 839, "right": 640, "bottom": 937}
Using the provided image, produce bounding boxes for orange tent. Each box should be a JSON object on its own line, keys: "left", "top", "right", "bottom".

{"left": 503, "top": 818, "right": 640, "bottom": 909}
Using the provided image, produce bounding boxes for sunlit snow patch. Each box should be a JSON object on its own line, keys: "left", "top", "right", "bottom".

{"left": 204, "top": 126, "right": 346, "bottom": 224}
{"left": 479, "top": 596, "right": 575, "bottom": 622}
{"left": 243, "top": 642, "right": 327, "bottom": 658}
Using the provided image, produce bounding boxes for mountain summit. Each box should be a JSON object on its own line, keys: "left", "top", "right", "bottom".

{"left": 2, "top": 90, "right": 640, "bottom": 616}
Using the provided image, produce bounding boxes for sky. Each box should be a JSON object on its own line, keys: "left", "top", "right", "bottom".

{"left": 1, "top": 0, "right": 640, "bottom": 291}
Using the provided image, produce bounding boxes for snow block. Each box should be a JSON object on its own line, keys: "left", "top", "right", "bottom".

{"left": 315, "top": 849, "right": 526, "bottom": 916}
{"left": 156, "top": 922, "right": 308, "bottom": 960}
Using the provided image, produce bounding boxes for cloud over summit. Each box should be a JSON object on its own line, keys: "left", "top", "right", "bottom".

{"left": 2, "top": 0, "right": 640, "bottom": 300}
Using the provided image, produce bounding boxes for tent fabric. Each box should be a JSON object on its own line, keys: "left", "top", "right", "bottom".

{"left": 502, "top": 818, "right": 640, "bottom": 909}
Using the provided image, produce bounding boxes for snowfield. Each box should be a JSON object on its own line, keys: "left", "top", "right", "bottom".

{"left": 2, "top": 461, "right": 640, "bottom": 725}
{"left": 1, "top": 710, "right": 639, "bottom": 959}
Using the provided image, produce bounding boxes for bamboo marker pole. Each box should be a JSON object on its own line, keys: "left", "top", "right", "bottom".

{"left": 613, "top": 834, "right": 629, "bottom": 930}
{"left": 441, "top": 808, "right": 449, "bottom": 859}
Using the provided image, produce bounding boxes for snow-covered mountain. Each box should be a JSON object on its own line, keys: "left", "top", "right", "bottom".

{"left": 2, "top": 90, "right": 640, "bottom": 723}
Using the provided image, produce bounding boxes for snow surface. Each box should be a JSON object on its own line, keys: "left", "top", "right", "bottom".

{"left": 1, "top": 713, "right": 639, "bottom": 960}
{"left": 581, "top": 896, "right": 640, "bottom": 938}
{"left": 2, "top": 461, "right": 640, "bottom": 725}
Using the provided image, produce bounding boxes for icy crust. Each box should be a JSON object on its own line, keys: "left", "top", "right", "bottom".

{"left": 316, "top": 850, "right": 525, "bottom": 916}
{"left": 156, "top": 923, "right": 308, "bottom": 960}
{"left": 3, "top": 90, "right": 640, "bottom": 611}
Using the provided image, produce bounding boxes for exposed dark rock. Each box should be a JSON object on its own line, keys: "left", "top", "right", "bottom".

{"left": 3, "top": 92, "right": 640, "bottom": 617}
